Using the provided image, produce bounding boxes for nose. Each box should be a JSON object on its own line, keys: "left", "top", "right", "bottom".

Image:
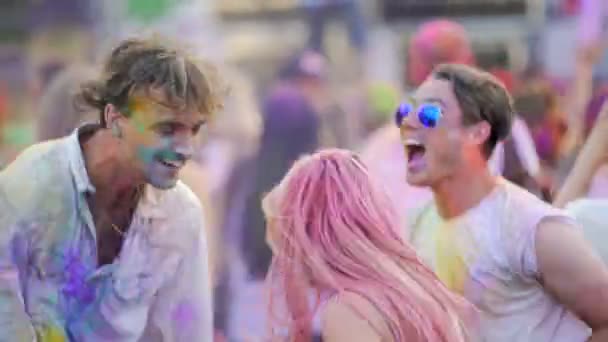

{"left": 172, "top": 132, "right": 195, "bottom": 161}
{"left": 403, "top": 107, "right": 423, "bottom": 128}
{"left": 399, "top": 110, "right": 421, "bottom": 137}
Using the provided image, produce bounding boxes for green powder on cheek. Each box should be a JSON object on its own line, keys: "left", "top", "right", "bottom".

{"left": 136, "top": 144, "right": 180, "bottom": 164}
{"left": 156, "top": 148, "right": 180, "bottom": 161}
{"left": 134, "top": 120, "right": 147, "bottom": 134}
{"left": 137, "top": 146, "right": 157, "bottom": 164}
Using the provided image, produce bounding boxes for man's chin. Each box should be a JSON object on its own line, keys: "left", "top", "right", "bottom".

{"left": 147, "top": 177, "right": 179, "bottom": 190}
{"left": 406, "top": 172, "right": 431, "bottom": 187}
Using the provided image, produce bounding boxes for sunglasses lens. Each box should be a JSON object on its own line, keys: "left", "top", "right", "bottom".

{"left": 419, "top": 105, "right": 442, "bottom": 128}
{"left": 395, "top": 103, "right": 412, "bottom": 127}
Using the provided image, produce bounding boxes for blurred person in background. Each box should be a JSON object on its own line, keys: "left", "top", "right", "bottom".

{"left": 194, "top": 67, "right": 263, "bottom": 339}
{"left": 405, "top": 20, "right": 475, "bottom": 89}
{"left": 511, "top": 80, "right": 565, "bottom": 198}
{"left": 401, "top": 63, "right": 608, "bottom": 341}
{"left": 32, "top": 61, "right": 68, "bottom": 98}
{"left": 488, "top": 68, "right": 545, "bottom": 198}
{"left": 263, "top": 149, "right": 476, "bottom": 342}
{"left": 0, "top": 83, "right": 11, "bottom": 167}
{"left": 0, "top": 84, "right": 6, "bottom": 132}
{"left": 303, "top": 0, "right": 367, "bottom": 57}
{"left": 221, "top": 82, "right": 320, "bottom": 341}
{"left": 278, "top": 50, "right": 357, "bottom": 149}
{"left": 554, "top": 41, "right": 608, "bottom": 196}
{"left": 580, "top": 88, "right": 608, "bottom": 198}
{"left": 0, "top": 60, "right": 64, "bottom": 168}
{"left": 0, "top": 38, "right": 221, "bottom": 341}
{"left": 37, "top": 64, "right": 98, "bottom": 141}
{"left": 555, "top": 100, "right": 608, "bottom": 263}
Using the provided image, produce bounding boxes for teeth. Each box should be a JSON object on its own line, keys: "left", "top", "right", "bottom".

{"left": 403, "top": 138, "right": 423, "bottom": 147}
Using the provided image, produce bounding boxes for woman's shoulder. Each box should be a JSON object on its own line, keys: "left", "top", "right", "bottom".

{"left": 320, "top": 291, "right": 388, "bottom": 342}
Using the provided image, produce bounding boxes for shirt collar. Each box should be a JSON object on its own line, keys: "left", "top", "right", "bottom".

{"left": 67, "top": 124, "right": 97, "bottom": 194}
{"left": 137, "top": 184, "right": 169, "bottom": 219}
{"left": 66, "top": 124, "right": 170, "bottom": 220}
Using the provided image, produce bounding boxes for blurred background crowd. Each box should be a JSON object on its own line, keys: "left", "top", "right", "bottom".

{"left": 1, "top": 0, "right": 607, "bottom": 340}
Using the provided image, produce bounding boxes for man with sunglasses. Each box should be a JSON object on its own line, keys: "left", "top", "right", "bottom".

{"left": 360, "top": 19, "right": 534, "bottom": 234}
{"left": 399, "top": 63, "right": 608, "bottom": 341}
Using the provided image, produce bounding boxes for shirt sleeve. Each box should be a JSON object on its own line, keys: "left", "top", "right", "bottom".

{"left": 508, "top": 212, "right": 581, "bottom": 279}
{"left": 147, "top": 213, "right": 213, "bottom": 341}
{"left": 0, "top": 186, "right": 37, "bottom": 341}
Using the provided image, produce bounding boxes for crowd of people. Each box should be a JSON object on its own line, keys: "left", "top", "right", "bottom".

{"left": 0, "top": 7, "right": 608, "bottom": 342}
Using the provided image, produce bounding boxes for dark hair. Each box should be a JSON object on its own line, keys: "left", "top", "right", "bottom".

{"left": 432, "top": 63, "right": 514, "bottom": 158}
{"left": 76, "top": 38, "right": 223, "bottom": 127}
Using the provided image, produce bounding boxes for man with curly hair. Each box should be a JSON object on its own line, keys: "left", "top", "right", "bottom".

{"left": 0, "top": 38, "right": 222, "bottom": 341}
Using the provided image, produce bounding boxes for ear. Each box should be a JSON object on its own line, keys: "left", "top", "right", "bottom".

{"left": 466, "top": 121, "right": 492, "bottom": 148}
{"left": 104, "top": 103, "right": 124, "bottom": 129}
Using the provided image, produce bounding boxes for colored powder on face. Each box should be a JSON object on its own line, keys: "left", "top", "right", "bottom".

{"left": 137, "top": 146, "right": 157, "bottom": 164}
{"left": 127, "top": 99, "right": 153, "bottom": 134}
{"left": 136, "top": 136, "right": 180, "bottom": 164}
{"left": 134, "top": 120, "right": 147, "bottom": 134}
{"left": 137, "top": 148, "right": 182, "bottom": 168}
{"left": 156, "top": 148, "right": 181, "bottom": 162}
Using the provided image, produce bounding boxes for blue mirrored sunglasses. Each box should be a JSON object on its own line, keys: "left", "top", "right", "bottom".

{"left": 394, "top": 103, "right": 443, "bottom": 128}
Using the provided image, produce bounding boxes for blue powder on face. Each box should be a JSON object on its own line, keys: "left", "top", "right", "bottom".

{"left": 136, "top": 137, "right": 181, "bottom": 164}
{"left": 156, "top": 149, "right": 181, "bottom": 161}
{"left": 137, "top": 146, "right": 181, "bottom": 163}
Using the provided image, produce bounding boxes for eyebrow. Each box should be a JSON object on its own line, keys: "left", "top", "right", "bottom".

{"left": 404, "top": 93, "right": 447, "bottom": 108}
{"left": 419, "top": 97, "right": 447, "bottom": 108}
{"left": 152, "top": 118, "right": 206, "bottom": 127}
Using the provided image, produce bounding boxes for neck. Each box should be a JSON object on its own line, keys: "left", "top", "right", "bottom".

{"left": 432, "top": 163, "right": 498, "bottom": 219}
{"left": 82, "top": 130, "right": 143, "bottom": 207}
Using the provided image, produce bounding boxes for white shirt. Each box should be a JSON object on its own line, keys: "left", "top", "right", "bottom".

{"left": 409, "top": 180, "right": 591, "bottom": 342}
{"left": 0, "top": 126, "right": 213, "bottom": 341}
{"left": 567, "top": 199, "right": 608, "bottom": 265}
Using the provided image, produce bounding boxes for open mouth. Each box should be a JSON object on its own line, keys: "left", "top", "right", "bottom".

{"left": 158, "top": 158, "right": 184, "bottom": 169}
{"left": 404, "top": 139, "right": 426, "bottom": 164}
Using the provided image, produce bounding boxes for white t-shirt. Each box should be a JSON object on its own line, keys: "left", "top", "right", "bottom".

{"left": 408, "top": 179, "right": 591, "bottom": 342}
{"left": 566, "top": 199, "right": 608, "bottom": 265}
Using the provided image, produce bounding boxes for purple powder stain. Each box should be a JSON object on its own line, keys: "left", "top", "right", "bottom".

{"left": 61, "top": 248, "right": 95, "bottom": 305}
{"left": 172, "top": 301, "right": 198, "bottom": 329}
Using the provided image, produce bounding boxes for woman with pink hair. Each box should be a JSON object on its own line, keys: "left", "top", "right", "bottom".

{"left": 262, "top": 149, "right": 476, "bottom": 341}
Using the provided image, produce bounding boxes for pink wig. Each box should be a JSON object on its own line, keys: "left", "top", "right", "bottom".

{"left": 264, "top": 149, "right": 475, "bottom": 341}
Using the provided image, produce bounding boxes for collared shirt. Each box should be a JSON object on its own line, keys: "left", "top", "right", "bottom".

{"left": 0, "top": 126, "right": 212, "bottom": 341}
